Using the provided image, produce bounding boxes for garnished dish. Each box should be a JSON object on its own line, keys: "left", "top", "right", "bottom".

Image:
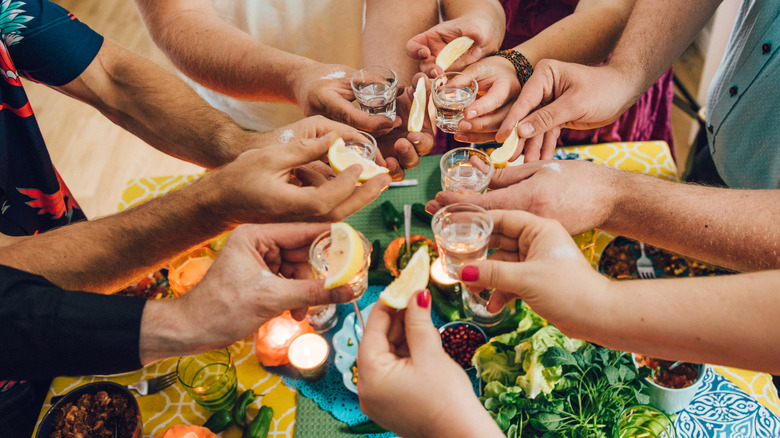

{"left": 439, "top": 321, "right": 487, "bottom": 370}
{"left": 383, "top": 235, "right": 437, "bottom": 276}
{"left": 116, "top": 269, "right": 172, "bottom": 299}
{"left": 599, "top": 236, "right": 732, "bottom": 279}
{"left": 473, "top": 307, "right": 652, "bottom": 437}
{"left": 634, "top": 355, "right": 700, "bottom": 389}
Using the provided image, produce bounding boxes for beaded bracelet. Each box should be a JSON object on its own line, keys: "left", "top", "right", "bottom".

{"left": 490, "top": 49, "right": 534, "bottom": 86}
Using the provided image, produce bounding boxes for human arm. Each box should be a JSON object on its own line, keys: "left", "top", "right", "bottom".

{"left": 357, "top": 290, "right": 504, "bottom": 437}
{"left": 454, "top": 0, "right": 635, "bottom": 159}
{"left": 132, "top": 0, "right": 393, "bottom": 134}
{"left": 0, "top": 134, "right": 390, "bottom": 292}
{"left": 496, "top": 0, "right": 721, "bottom": 144}
{"left": 427, "top": 160, "right": 780, "bottom": 272}
{"left": 457, "top": 210, "right": 780, "bottom": 374}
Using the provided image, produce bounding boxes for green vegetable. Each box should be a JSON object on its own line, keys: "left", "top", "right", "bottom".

{"left": 368, "top": 269, "right": 395, "bottom": 286}
{"left": 345, "top": 419, "right": 389, "bottom": 434}
{"left": 202, "top": 409, "right": 233, "bottom": 433}
{"left": 476, "top": 308, "right": 652, "bottom": 438}
{"left": 369, "top": 239, "right": 382, "bottom": 270}
{"left": 411, "top": 203, "right": 433, "bottom": 223}
{"left": 396, "top": 241, "right": 436, "bottom": 271}
{"left": 243, "top": 405, "right": 273, "bottom": 438}
{"left": 232, "top": 389, "right": 256, "bottom": 428}
{"left": 380, "top": 201, "right": 402, "bottom": 232}
{"left": 429, "top": 283, "right": 461, "bottom": 322}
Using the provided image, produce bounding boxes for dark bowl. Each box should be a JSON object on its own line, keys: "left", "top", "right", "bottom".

{"left": 36, "top": 381, "right": 142, "bottom": 438}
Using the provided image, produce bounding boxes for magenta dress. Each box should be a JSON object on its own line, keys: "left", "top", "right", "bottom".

{"left": 433, "top": 0, "right": 675, "bottom": 157}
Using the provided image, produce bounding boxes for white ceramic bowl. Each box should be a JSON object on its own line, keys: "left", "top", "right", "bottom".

{"left": 633, "top": 354, "right": 709, "bottom": 414}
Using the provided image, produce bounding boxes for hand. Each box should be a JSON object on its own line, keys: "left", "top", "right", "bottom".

{"left": 495, "top": 60, "right": 641, "bottom": 151}
{"left": 375, "top": 73, "right": 435, "bottom": 180}
{"left": 457, "top": 210, "right": 608, "bottom": 333}
{"left": 207, "top": 132, "right": 391, "bottom": 224}
{"left": 407, "top": 15, "right": 504, "bottom": 77}
{"left": 290, "top": 62, "right": 399, "bottom": 135}
{"left": 426, "top": 160, "right": 620, "bottom": 235}
{"left": 177, "top": 224, "right": 356, "bottom": 349}
{"left": 357, "top": 290, "right": 502, "bottom": 438}
{"left": 453, "top": 57, "right": 560, "bottom": 162}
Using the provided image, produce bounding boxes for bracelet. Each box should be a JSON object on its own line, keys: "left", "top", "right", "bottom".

{"left": 490, "top": 49, "right": 534, "bottom": 86}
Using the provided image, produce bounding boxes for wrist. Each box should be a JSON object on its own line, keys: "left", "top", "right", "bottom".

{"left": 490, "top": 50, "right": 534, "bottom": 86}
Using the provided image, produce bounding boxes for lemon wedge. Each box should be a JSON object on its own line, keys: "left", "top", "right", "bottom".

{"left": 408, "top": 77, "right": 427, "bottom": 133}
{"left": 324, "top": 222, "right": 366, "bottom": 289}
{"left": 327, "top": 137, "right": 389, "bottom": 182}
{"left": 379, "top": 245, "right": 431, "bottom": 309}
{"left": 490, "top": 124, "right": 519, "bottom": 168}
{"left": 435, "top": 36, "right": 475, "bottom": 71}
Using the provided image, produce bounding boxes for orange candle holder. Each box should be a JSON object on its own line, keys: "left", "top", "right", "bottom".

{"left": 167, "top": 246, "right": 217, "bottom": 297}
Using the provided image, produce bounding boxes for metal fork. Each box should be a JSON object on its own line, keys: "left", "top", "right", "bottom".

{"left": 127, "top": 371, "right": 178, "bottom": 395}
{"left": 636, "top": 242, "right": 656, "bottom": 279}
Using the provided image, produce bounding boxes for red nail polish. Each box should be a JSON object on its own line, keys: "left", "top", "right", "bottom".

{"left": 461, "top": 265, "right": 479, "bottom": 282}
{"left": 417, "top": 289, "right": 430, "bottom": 308}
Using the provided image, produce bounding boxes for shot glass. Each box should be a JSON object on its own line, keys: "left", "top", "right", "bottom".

{"left": 309, "top": 229, "right": 372, "bottom": 303}
{"left": 431, "top": 72, "right": 478, "bottom": 133}
{"left": 341, "top": 130, "right": 378, "bottom": 161}
{"left": 351, "top": 66, "right": 398, "bottom": 120}
{"left": 176, "top": 349, "right": 238, "bottom": 412}
{"left": 431, "top": 203, "right": 507, "bottom": 327}
{"left": 168, "top": 246, "right": 217, "bottom": 297}
{"left": 440, "top": 147, "right": 494, "bottom": 194}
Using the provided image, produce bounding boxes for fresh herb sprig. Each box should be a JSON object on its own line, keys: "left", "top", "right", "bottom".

{"left": 483, "top": 345, "right": 651, "bottom": 438}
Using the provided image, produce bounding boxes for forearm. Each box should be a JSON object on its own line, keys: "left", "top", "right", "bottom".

{"left": 562, "top": 271, "right": 780, "bottom": 374}
{"left": 0, "top": 176, "right": 233, "bottom": 293}
{"left": 608, "top": 0, "right": 721, "bottom": 94}
{"left": 602, "top": 171, "right": 780, "bottom": 271}
{"left": 57, "top": 39, "right": 256, "bottom": 169}
{"left": 134, "top": 0, "right": 312, "bottom": 105}
{"left": 363, "top": 0, "right": 438, "bottom": 88}
{"left": 512, "top": 0, "right": 635, "bottom": 66}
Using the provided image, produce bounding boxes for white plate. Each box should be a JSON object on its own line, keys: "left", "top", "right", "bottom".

{"left": 332, "top": 303, "right": 375, "bottom": 394}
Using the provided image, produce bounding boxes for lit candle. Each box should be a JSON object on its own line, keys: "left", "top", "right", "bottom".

{"left": 287, "top": 333, "right": 329, "bottom": 380}
{"left": 168, "top": 247, "right": 217, "bottom": 297}
{"left": 255, "top": 311, "right": 313, "bottom": 367}
{"left": 430, "top": 257, "right": 462, "bottom": 302}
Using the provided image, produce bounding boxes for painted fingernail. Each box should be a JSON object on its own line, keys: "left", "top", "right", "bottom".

{"left": 417, "top": 289, "right": 431, "bottom": 308}
{"left": 466, "top": 110, "right": 477, "bottom": 119}
{"left": 461, "top": 265, "right": 479, "bottom": 282}
{"left": 519, "top": 123, "right": 535, "bottom": 137}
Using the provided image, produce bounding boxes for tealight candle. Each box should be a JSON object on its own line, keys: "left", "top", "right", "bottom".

{"left": 287, "top": 333, "right": 329, "bottom": 380}
{"left": 430, "top": 257, "right": 458, "bottom": 286}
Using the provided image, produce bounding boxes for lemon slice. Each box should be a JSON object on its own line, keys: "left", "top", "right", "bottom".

{"left": 327, "top": 137, "right": 389, "bottom": 182}
{"left": 324, "top": 222, "right": 366, "bottom": 289}
{"left": 378, "top": 245, "right": 431, "bottom": 309}
{"left": 435, "top": 36, "right": 475, "bottom": 71}
{"left": 490, "top": 124, "right": 519, "bottom": 168}
{"left": 408, "top": 77, "right": 427, "bottom": 132}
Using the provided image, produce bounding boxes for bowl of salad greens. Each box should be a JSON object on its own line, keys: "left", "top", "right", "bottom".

{"left": 473, "top": 306, "right": 652, "bottom": 437}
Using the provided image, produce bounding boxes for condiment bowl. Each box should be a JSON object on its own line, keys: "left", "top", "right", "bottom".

{"left": 439, "top": 321, "right": 487, "bottom": 371}
{"left": 36, "top": 381, "right": 142, "bottom": 438}
{"left": 633, "top": 354, "right": 709, "bottom": 414}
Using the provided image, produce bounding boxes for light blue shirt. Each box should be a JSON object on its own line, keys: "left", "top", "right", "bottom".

{"left": 706, "top": 0, "right": 780, "bottom": 189}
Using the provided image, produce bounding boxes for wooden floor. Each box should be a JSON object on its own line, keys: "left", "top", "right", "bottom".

{"left": 32, "top": 1, "right": 702, "bottom": 220}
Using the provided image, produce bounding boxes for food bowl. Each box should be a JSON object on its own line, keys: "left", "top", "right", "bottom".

{"left": 36, "top": 381, "right": 142, "bottom": 438}
{"left": 633, "top": 354, "right": 709, "bottom": 414}
{"left": 439, "top": 321, "right": 487, "bottom": 370}
{"left": 383, "top": 235, "right": 437, "bottom": 276}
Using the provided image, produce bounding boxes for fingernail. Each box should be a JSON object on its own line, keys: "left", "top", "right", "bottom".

{"left": 461, "top": 265, "right": 479, "bottom": 282}
{"left": 416, "top": 289, "right": 431, "bottom": 308}
{"left": 466, "top": 110, "right": 477, "bottom": 119}
{"left": 519, "top": 123, "right": 535, "bottom": 137}
{"left": 460, "top": 121, "right": 472, "bottom": 131}
{"left": 412, "top": 139, "right": 421, "bottom": 146}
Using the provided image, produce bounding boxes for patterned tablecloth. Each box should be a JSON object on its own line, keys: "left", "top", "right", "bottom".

{"left": 35, "top": 141, "right": 780, "bottom": 438}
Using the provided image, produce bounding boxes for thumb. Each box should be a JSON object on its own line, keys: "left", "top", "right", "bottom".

{"left": 459, "top": 260, "right": 527, "bottom": 299}
{"left": 403, "top": 290, "right": 443, "bottom": 359}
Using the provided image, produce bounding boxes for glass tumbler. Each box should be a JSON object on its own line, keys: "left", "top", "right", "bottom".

{"left": 351, "top": 66, "right": 398, "bottom": 120}
{"left": 440, "top": 147, "right": 494, "bottom": 194}
{"left": 431, "top": 72, "right": 478, "bottom": 133}
{"left": 176, "top": 348, "right": 238, "bottom": 412}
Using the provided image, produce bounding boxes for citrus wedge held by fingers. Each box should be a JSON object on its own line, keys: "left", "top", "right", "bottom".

{"left": 435, "top": 36, "right": 475, "bottom": 71}
{"left": 327, "top": 137, "right": 389, "bottom": 182}
{"left": 408, "top": 76, "right": 427, "bottom": 132}
{"left": 490, "top": 125, "right": 519, "bottom": 168}
{"left": 379, "top": 245, "right": 431, "bottom": 309}
{"left": 324, "top": 222, "right": 366, "bottom": 289}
